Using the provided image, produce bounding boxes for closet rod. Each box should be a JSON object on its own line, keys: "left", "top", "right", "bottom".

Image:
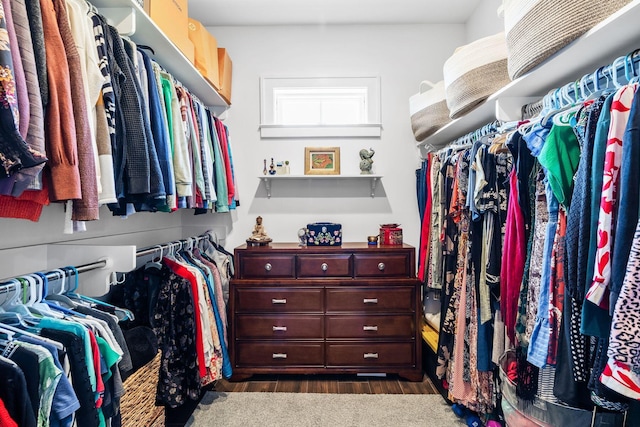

{"left": 0, "top": 259, "right": 108, "bottom": 287}
{"left": 136, "top": 235, "right": 209, "bottom": 258}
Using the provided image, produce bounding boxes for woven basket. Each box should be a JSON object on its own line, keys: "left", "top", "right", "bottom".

{"left": 505, "top": 0, "right": 631, "bottom": 80}
{"left": 120, "top": 352, "right": 165, "bottom": 426}
{"left": 443, "top": 32, "right": 511, "bottom": 119}
{"left": 409, "top": 80, "right": 451, "bottom": 142}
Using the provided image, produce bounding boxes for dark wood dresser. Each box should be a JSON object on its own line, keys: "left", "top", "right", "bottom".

{"left": 228, "top": 243, "right": 423, "bottom": 381}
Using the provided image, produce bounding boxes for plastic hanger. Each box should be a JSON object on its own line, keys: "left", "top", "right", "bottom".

{"left": 0, "top": 280, "right": 24, "bottom": 311}
{"left": 145, "top": 245, "right": 164, "bottom": 271}
{"left": 63, "top": 265, "right": 135, "bottom": 321}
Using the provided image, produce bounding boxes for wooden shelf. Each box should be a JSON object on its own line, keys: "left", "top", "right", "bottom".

{"left": 90, "top": 0, "right": 228, "bottom": 108}
{"left": 258, "top": 175, "right": 383, "bottom": 198}
{"left": 417, "top": 0, "right": 640, "bottom": 153}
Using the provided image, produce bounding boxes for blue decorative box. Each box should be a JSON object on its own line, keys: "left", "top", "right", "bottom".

{"left": 306, "top": 222, "right": 342, "bottom": 246}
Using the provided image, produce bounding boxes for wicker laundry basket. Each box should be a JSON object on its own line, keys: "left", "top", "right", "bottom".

{"left": 504, "top": 0, "right": 631, "bottom": 80}
{"left": 120, "top": 352, "right": 165, "bottom": 426}
{"left": 409, "top": 80, "right": 452, "bottom": 142}
{"left": 443, "top": 32, "right": 511, "bottom": 119}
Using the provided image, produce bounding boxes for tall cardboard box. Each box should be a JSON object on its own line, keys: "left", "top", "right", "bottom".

{"left": 217, "top": 48, "right": 233, "bottom": 104}
{"left": 187, "top": 18, "right": 220, "bottom": 88}
{"left": 144, "top": 0, "right": 194, "bottom": 64}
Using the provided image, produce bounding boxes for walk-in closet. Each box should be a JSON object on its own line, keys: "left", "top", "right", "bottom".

{"left": 1, "top": 0, "right": 640, "bottom": 426}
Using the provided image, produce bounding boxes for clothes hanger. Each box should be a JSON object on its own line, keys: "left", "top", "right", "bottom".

{"left": 145, "top": 245, "right": 164, "bottom": 270}
{"left": 0, "top": 280, "right": 24, "bottom": 312}
{"left": 63, "top": 265, "right": 135, "bottom": 321}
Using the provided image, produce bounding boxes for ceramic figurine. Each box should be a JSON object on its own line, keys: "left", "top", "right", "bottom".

{"left": 247, "top": 216, "right": 272, "bottom": 245}
{"left": 269, "top": 158, "right": 276, "bottom": 175}
{"left": 297, "top": 228, "right": 308, "bottom": 246}
{"left": 359, "top": 148, "right": 375, "bottom": 174}
{"left": 263, "top": 159, "right": 267, "bottom": 175}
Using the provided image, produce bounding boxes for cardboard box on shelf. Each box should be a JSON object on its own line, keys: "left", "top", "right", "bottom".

{"left": 217, "top": 48, "right": 233, "bottom": 104}
{"left": 143, "top": 0, "right": 192, "bottom": 61}
{"left": 188, "top": 18, "right": 220, "bottom": 88}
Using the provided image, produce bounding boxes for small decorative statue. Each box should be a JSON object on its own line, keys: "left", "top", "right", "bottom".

{"left": 297, "top": 228, "right": 308, "bottom": 246}
{"left": 247, "top": 216, "right": 272, "bottom": 245}
{"left": 359, "top": 148, "right": 375, "bottom": 174}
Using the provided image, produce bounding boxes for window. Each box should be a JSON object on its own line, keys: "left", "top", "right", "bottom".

{"left": 260, "top": 77, "right": 382, "bottom": 138}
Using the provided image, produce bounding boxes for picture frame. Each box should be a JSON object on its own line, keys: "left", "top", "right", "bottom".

{"left": 304, "top": 147, "right": 341, "bottom": 175}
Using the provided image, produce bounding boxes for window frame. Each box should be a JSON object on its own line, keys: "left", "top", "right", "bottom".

{"left": 259, "top": 76, "right": 382, "bottom": 138}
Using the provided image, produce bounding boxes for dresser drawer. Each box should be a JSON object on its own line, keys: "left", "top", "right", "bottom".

{"left": 325, "top": 315, "right": 414, "bottom": 338}
{"left": 236, "top": 315, "right": 323, "bottom": 339}
{"left": 235, "top": 288, "right": 323, "bottom": 312}
{"left": 240, "top": 255, "right": 295, "bottom": 278}
{"left": 326, "top": 287, "right": 414, "bottom": 312}
{"left": 353, "top": 253, "right": 411, "bottom": 278}
{"left": 235, "top": 342, "right": 324, "bottom": 366}
{"left": 326, "top": 342, "right": 415, "bottom": 366}
{"left": 297, "top": 254, "right": 352, "bottom": 278}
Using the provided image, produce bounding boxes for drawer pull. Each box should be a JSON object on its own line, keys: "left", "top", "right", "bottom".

{"left": 363, "top": 325, "right": 378, "bottom": 331}
{"left": 364, "top": 352, "right": 379, "bottom": 359}
{"left": 321, "top": 262, "right": 329, "bottom": 271}
{"left": 272, "top": 353, "right": 288, "bottom": 359}
{"left": 272, "top": 298, "right": 287, "bottom": 304}
{"left": 265, "top": 263, "right": 272, "bottom": 271}
{"left": 363, "top": 298, "right": 378, "bottom": 304}
{"left": 272, "top": 326, "right": 288, "bottom": 332}
{"left": 377, "top": 262, "right": 385, "bottom": 271}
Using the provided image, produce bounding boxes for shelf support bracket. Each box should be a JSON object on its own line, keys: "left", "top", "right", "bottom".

{"left": 495, "top": 96, "right": 541, "bottom": 122}
{"left": 370, "top": 177, "right": 379, "bottom": 198}
{"left": 262, "top": 177, "right": 272, "bottom": 198}
{"left": 100, "top": 7, "right": 137, "bottom": 36}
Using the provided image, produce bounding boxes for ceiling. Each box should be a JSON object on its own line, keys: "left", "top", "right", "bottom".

{"left": 188, "top": 0, "right": 483, "bottom": 26}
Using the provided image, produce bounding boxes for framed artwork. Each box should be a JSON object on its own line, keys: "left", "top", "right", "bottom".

{"left": 304, "top": 147, "right": 341, "bottom": 175}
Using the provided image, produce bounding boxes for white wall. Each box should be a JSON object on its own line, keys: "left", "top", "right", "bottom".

{"left": 203, "top": 24, "right": 466, "bottom": 249}
{"left": 465, "top": 0, "right": 504, "bottom": 43}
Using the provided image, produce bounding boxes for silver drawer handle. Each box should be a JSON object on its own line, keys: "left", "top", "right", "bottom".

{"left": 363, "top": 325, "right": 378, "bottom": 331}
{"left": 272, "top": 326, "right": 288, "bottom": 332}
{"left": 377, "top": 262, "right": 385, "bottom": 271}
{"left": 272, "top": 353, "right": 288, "bottom": 359}
{"left": 321, "top": 262, "right": 328, "bottom": 271}
{"left": 272, "top": 298, "right": 287, "bottom": 304}
{"left": 265, "top": 263, "right": 272, "bottom": 271}
{"left": 364, "top": 353, "right": 379, "bottom": 359}
{"left": 363, "top": 298, "right": 378, "bottom": 304}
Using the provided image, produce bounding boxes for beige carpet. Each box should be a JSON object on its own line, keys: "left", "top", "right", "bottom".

{"left": 186, "top": 392, "right": 466, "bottom": 426}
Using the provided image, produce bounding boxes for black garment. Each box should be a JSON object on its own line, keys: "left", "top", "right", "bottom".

{"left": 98, "top": 16, "right": 165, "bottom": 211}
{"left": 122, "top": 326, "right": 157, "bottom": 375}
{"left": 6, "top": 345, "right": 40, "bottom": 420}
{"left": 0, "top": 358, "right": 36, "bottom": 427}
{"left": 40, "top": 328, "right": 100, "bottom": 427}
{"left": 154, "top": 264, "right": 200, "bottom": 408}
{"left": 73, "top": 305, "right": 133, "bottom": 373}
{"left": 105, "top": 266, "right": 162, "bottom": 331}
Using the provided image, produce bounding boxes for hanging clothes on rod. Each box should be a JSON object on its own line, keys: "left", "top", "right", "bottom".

{"left": 102, "top": 232, "right": 233, "bottom": 409}
{"left": 0, "top": 1, "right": 239, "bottom": 231}
{"left": 0, "top": 261, "right": 135, "bottom": 427}
{"left": 418, "top": 48, "right": 640, "bottom": 425}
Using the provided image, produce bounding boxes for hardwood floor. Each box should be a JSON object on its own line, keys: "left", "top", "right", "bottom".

{"left": 214, "top": 373, "right": 439, "bottom": 395}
